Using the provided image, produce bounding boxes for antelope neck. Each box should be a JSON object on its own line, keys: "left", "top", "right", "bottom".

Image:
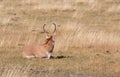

{"left": 46, "top": 39, "right": 54, "bottom": 46}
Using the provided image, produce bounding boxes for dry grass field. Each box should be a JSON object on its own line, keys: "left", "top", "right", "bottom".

{"left": 0, "top": 0, "right": 120, "bottom": 77}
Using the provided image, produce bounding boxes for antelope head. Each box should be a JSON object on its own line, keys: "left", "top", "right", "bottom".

{"left": 42, "top": 23, "right": 56, "bottom": 45}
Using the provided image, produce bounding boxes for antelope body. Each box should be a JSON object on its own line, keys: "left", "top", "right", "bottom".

{"left": 22, "top": 23, "right": 56, "bottom": 59}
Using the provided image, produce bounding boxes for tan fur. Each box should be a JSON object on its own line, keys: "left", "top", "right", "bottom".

{"left": 21, "top": 23, "right": 56, "bottom": 59}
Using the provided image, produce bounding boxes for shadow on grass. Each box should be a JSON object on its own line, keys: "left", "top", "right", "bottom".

{"left": 51, "top": 55, "right": 72, "bottom": 59}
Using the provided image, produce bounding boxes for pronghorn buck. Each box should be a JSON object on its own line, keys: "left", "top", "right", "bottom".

{"left": 22, "top": 23, "right": 57, "bottom": 59}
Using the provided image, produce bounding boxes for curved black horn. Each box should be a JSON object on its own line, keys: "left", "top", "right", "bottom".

{"left": 52, "top": 23, "right": 56, "bottom": 33}
{"left": 41, "top": 24, "right": 49, "bottom": 33}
